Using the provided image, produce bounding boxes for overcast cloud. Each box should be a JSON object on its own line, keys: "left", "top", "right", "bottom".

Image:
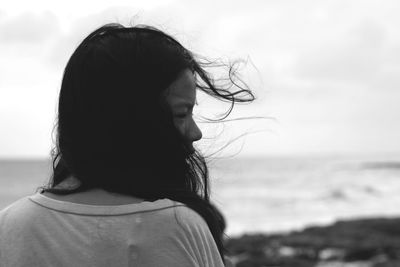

{"left": 0, "top": 0, "right": 399, "bottom": 158}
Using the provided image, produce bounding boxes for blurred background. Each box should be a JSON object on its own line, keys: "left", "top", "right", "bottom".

{"left": 1, "top": 1, "right": 400, "bottom": 265}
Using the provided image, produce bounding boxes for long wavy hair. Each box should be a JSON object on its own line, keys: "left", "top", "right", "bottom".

{"left": 37, "top": 22, "right": 255, "bottom": 264}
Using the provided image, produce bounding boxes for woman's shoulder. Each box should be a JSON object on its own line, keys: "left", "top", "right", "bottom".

{"left": 173, "top": 203, "right": 208, "bottom": 227}
{"left": 0, "top": 196, "right": 36, "bottom": 231}
{"left": 142, "top": 199, "right": 209, "bottom": 235}
{"left": 0, "top": 195, "right": 32, "bottom": 215}
{"left": 146, "top": 199, "right": 201, "bottom": 223}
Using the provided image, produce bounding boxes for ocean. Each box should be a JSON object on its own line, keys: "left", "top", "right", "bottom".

{"left": 1, "top": 154, "right": 400, "bottom": 237}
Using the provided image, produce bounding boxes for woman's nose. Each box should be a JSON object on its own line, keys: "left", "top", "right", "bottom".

{"left": 191, "top": 121, "right": 202, "bottom": 142}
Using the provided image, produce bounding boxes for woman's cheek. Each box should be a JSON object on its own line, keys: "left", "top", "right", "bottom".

{"left": 173, "top": 118, "right": 186, "bottom": 136}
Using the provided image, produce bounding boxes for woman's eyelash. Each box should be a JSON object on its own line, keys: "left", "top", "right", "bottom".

{"left": 175, "top": 111, "right": 194, "bottom": 118}
{"left": 175, "top": 113, "right": 187, "bottom": 118}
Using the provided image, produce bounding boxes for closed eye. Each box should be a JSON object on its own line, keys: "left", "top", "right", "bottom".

{"left": 175, "top": 107, "right": 193, "bottom": 118}
{"left": 175, "top": 113, "right": 187, "bottom": 118}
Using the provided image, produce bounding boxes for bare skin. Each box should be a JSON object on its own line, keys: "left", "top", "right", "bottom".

{"left": 43, "top": 68, "right": 202, "bottom": 206}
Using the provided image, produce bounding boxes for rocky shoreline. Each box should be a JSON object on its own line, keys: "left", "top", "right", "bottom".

{"left": 224, "top": 217, "right": 400, "bottom": 267}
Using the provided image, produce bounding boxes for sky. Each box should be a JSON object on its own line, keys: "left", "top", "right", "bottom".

{"left": 0, "top": 0, "right": 399, "bottom": 159}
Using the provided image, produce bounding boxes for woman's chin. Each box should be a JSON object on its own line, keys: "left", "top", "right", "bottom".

{"left": 185, "top": 147, "right": 195, "bottom": 156}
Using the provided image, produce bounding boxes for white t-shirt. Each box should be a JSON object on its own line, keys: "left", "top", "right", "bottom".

{"left": 0, "top": 193, "right": 225, "bottom": 267}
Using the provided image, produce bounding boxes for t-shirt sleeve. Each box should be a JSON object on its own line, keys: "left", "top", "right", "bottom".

{"left": 173, "top": 205, "right": 225, "bottom": 267}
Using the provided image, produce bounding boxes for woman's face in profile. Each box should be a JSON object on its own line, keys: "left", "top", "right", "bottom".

{"left": 164, "top": 68, "right": 203, "bottom": 154}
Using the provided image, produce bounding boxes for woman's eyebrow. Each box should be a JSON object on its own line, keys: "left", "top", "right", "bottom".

{"left": 173, "top": 100, "right": 196, "bottom": 107}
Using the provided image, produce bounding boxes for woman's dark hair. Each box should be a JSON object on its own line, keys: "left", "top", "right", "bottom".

{"left": 37, "top": 22, "right": 255, "bottom": 264}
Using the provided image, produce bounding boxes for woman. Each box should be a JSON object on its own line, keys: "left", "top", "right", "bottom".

{"left": 0, "top": 22, "right": 254, "bottom": 266}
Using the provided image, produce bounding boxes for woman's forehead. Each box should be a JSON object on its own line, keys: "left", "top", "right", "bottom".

{"left": 165, "top": 69, "right": 196, "bottom": 104}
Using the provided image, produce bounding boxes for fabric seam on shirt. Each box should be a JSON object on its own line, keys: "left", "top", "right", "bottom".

{"left": 29, "top": 197, "right": 186, "bottom": 217}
